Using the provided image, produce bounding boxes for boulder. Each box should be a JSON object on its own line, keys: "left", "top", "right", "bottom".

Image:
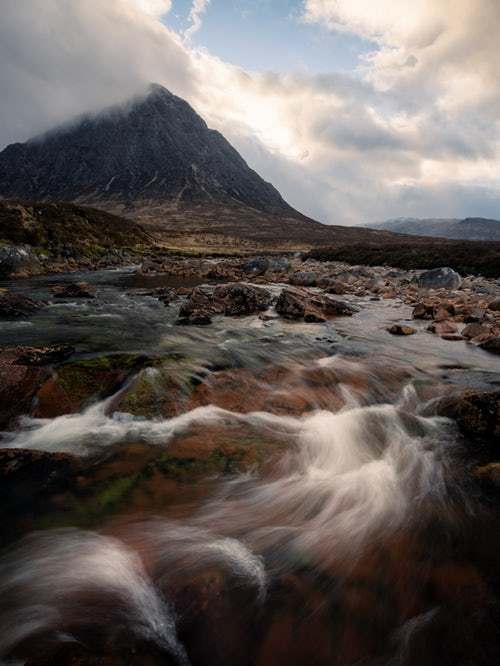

{"left": 0, "top": 350, "right": 48, "bottom": 428}
{"left": 412, "top": 302, "right": 435, "bottom": 320}
{"left": 290, "top": 271, "right": 317, "bottom": 287}
{"left": 474, "top": 463, "right": 500, "bottom": 490}
{"left": 276, "top": 287, "right": 354, "bottom": 322}
{"left": 388, "top": 324, "right": 416, "bottom": 336}
{"left": 51, "top": 281, "right": 95, "bottom": 298}
{"left": 0, "top": 291, "right": 44, "bottom": 319}
{"left": 417, "top": 267, "right": 462, "bottom": 290}
{"left": 178, "top": 283, "right": 272, "bottom": 324}
{"left": 242, "top": 257, "right": 270, "bottom": 277}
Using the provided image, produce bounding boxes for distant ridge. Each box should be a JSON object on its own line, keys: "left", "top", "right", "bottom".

{"left": 367, "top": 216, "right": 500, "bottom": 241}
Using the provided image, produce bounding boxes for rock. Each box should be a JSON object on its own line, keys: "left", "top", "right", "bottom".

{"left": 0, "top": 351, "right": 48, "bottom": 428}
{"left": 268, "top": 256, "right": 291, "bottom": 273}
{"left": 290, "top": 271, "right": 317, "bottom": 287}
{"left": 242, "top": 257, "right": 269, "bottom": 277}
{"left": 479, "top": 336, "right": 500, "bottom": 354}
{"left": 214, "top": 283, "right": 272, "bottom": 316}
{"left": 178, "top": 283, "right": 271, "bottom": 324}
{"left": 412, "top": 302, "right": 435, "bottom": 320}
{"left": 464, "top": 308, "right": 487, "bottom": 323}
{"left": 474, "top": 463, "right": 500, "bottom": 489}
{"left": 33, "top": 353, "right": 151, "bottom": 418}
{"left": 488, "top": 297, "right": 500, "bottom": 311}
{"left": 0, "top": 291, "right": 43, "bottom": 318}
{"left": 276, "top": 287, "right": 354, "bottom": 322}
{"left": 51, "top": 281, "right": 95, "bottom": 298}
{"left": 428, "top": 320, "right": 458, "bottom": 337}
{"left": 437, "top": 390, "right": 500, "bottom": 447}
{"left": 326, "top": 281, "right": 347, "bottom": 295}
{"left": 14, "top": 345, "right": 75, "bottom": 366}
{"left": 417, "top": 267, "right": 462, "bottom": 290}
{"left": 462, "top": 323, "right": 490, "bottom": 339}
{"left": 388, "top": 324, "right": 416, "bottom": 336}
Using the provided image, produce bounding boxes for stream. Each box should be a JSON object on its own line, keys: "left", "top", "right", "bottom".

{"left": 0, "top": 267, "right": 499, "bottom": 665}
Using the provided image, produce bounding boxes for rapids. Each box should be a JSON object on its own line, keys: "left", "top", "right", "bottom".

{"left": 0, "top": 268, "right": 499, "bottom": 665}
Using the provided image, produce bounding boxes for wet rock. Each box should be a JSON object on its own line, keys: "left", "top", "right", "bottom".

{"left": 326, "top": 281, "right": 347, "bottom": 295}
{"left": 464, "top": 307, "right": 487, "bottom": 323}
{"left": 387, "top": 324, "right": 416, "bottom": 336}
{"left": 479, "top": 336, "right": 500, "bottom": 354}
{"left": 178, "top": 283, "right": 271, "bottom": 324}
{"left": 412, "top": 302, "right": 435, "bottom": 320}
{"left": 427, "top": 320, "right": 459, "bottom": 337}
{"left": 242, "top": 257, "right": 270, "bottom": 276}
{"left": 417, "top": 267, "right": 462, "bottom": 290}
{"left": 0, "top": 291, "right": 43, "bottom": 318}
{"left": 51, "top": 281, "right": 95, "bottom": 298}
{"left": 462, "top": 323, "right": 490, "bottom": 339}
{"left": 474, "top": 462, "right": 500, "bottom": 489}
{"left": 33, "top": 353, "right": 151, "bottom": 418}
{"left": 437, "top": 389, "right": 500, "bottom": 447}
{"left": 0, "top": 350, "right": 48, "bottom": 428}
{"left": 290, "top": 271, "right": 317, "bottom": 287}
{"left": 276, "top": 287, "right": 354, "bottom": 322}
{"left": 14, "top": 344, "right": 75, "bottom": 366}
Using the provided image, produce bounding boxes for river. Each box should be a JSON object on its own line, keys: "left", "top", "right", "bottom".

{"left": 0, "top": 267, "right": 499, "bottom": 665}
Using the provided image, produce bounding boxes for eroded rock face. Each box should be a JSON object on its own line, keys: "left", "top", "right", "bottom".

{"left": 276, "top": 287, "right": 354, "bottom": 323}
{"left": 178, "top": 283, "right": 272, "bottom": 324}
{"left": 0, "top": 291, "right": 43, "bottom": 318}
{"left": 417, "top": 267, "right": 462, "bottom": 290}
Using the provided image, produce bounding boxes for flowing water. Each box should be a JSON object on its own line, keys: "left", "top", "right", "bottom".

{"left": 0, "top": 268, "right": 499, "bottom": 665}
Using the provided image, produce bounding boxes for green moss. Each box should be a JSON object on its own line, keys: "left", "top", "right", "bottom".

{"left": 94, "top": 474, "right": 138, "bottom": 510}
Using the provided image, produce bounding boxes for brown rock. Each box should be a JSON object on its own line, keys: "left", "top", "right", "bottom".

{"left": 51, "top": 281, "right": 95, "bottom": 298}
{"left": 462, "top": 323, "right": 490, "bottom": 339}
{"left": 437, "top": 390, "right": 500, "bottom": 448}
{"left": 487, "top": 297, "right": 500, "bottom": 311}
{"left": 178, "top": 283, "right": 271, "bottom": 324}
{"left": 474, "top": 462, "right": 500, "bottom": 489}
{"left": 276, "top": 287, "right": 354, "bottom": 322}
{"left": 387, "top": 324, "right": 417, "bottom": 336}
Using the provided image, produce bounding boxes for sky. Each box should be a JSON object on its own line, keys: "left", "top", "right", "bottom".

{"left": 1, "top": 0, "right": 500, "bottom": 225}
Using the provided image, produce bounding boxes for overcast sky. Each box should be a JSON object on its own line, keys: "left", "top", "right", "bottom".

{"left": 1, "top": 0, "right": 500, "bottom": 225}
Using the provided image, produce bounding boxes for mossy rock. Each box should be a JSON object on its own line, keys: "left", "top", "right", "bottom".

{"left": 33, "top": 353, "right": 154, "bottom": 417}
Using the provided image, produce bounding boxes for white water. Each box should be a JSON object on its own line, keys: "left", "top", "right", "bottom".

{"left": 0, "top": 366, "right": 464, "bottom": 661}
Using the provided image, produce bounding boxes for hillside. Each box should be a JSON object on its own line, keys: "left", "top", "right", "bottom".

{"left": 368, "top": 216, "right": 500, "bottom": 241}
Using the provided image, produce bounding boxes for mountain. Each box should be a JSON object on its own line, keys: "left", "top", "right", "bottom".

{"left": 368, "top": 217, "right": 500, "bottom": 241}
{"left": 0, "top": 84, "right": 299, "bottom": 219}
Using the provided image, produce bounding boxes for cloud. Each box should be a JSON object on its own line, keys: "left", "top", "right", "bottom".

{"left": 1, "top": 0, "right": 500, "bottom": 224}
{"left": 184, "top": 0, "right": 210, "bottom": 41}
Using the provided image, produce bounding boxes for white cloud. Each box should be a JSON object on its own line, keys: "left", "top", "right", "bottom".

{"left": 1, "top": 0, "right": 500, "bottom": 224}
{"left": 184, "top": 0, "right": 210, "bottom": 41}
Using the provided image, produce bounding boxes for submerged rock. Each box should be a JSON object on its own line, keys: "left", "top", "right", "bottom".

{"left": 417, "top": 267, "right": 462, "bottom": 290}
